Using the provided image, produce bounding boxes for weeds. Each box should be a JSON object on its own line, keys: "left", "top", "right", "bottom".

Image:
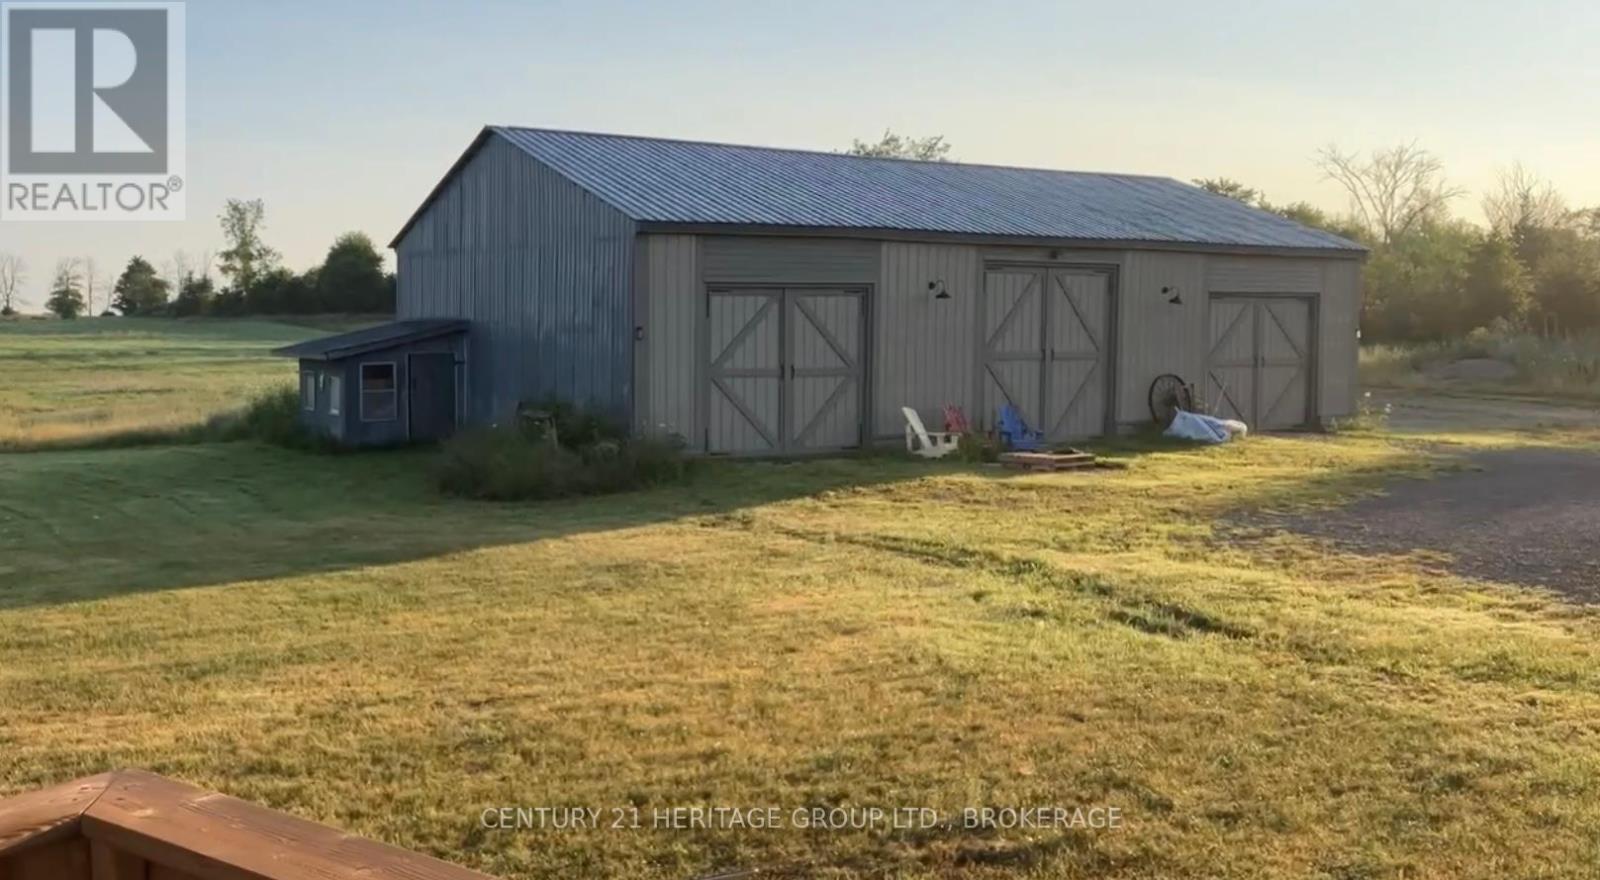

{"left": 1362, "top": 326, "right": 1600, "bottom": 398}
{"left": 433, "top": 402, "right": 691, "bottom": 500}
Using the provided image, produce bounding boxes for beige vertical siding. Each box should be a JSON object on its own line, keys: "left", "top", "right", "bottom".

{"left": 1206, "top": 257, "right": 1323, "bottom": 293}
{"left": 874, "top": 242, "right": 982, "bottom": 436}
{"left": 1319, "top": 259, "right": 1362, "bottom": 419}
{"left": 1115, "top": 251, "right": 1208, "bottom": 428}
{"left": 638, "top": 232, "right": 1364, "bottom": 451}
{"left": 703, "top": 236, "right": 878, "bottom": 284}
{"left": 639, "top": 234, "right": 700, "bottom": 441}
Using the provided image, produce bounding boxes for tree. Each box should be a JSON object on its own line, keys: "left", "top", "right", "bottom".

{"left": 216, "top": 198, "right": 280, "bottom": 295}
{"left": 82, "top": 258, "right": 100, "bottom": 316}
{"left": 1529, "top": 233, "right": 1600, "bottom": 334}
{"left": 1483, "top": 163, "right": 1567, "bottom": 241}
{"left": 1459, "top": 235, "right": 1532, "bottom": 334}
{"left": 111, "top": 256, "right": 171, "bottom": 315}
{"left": 0, "top": 254, "right": 24, "bottom": 316}
{"left": 847, "top": 130, "right": 951, "bottom": 161}
{"left": 1193, "top": 178, "right": 1261, "bottom": 205}
{"left": 165, "top": 249, "right": 213, "bottom": 293}
{"left": 170, "top": 273, "right": 216, "bottom": 316}
{"left": 1317, "top": 142, "right": 1464, "bottom": 245}
{"left": 45, "top": 259, "right": 86, "bottom": 319}
{"left": 317, "top": 232, "right": 391, "bottom": 312}
{"left": 247, "top": 266, "right": 318, "bottom": 314}
{"left": 1360, "top": 219, "right": 1478, "bottom": 341}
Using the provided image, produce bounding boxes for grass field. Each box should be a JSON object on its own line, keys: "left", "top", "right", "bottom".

{"left": 0, "top": 316, "right": 374, "bottom": 449}
{"left": 5, "top": 321, "right": 1600, "bottom": 878}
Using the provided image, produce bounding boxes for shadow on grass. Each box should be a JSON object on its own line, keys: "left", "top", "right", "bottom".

{"left": 0, "top": 441, "right": 937, "bottom": 611}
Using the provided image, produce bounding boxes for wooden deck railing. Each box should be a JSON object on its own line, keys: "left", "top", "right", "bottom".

{"left": 0, "top": 770, "right": 496, "bottom": 880}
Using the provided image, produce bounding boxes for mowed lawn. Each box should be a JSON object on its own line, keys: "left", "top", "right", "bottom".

{"left": 0, "top": 316, "right": 372, "bottom": 449}
{"left": 5, "top": 423, "right": 1600, "bottom": 877}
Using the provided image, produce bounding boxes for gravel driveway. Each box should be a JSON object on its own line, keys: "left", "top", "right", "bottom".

{"left": 1259, "top": 446, "right": 1600, "bottom": 601}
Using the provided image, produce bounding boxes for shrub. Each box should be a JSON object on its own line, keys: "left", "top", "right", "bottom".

{"left": 205, "top": 386, "right": 331, "bottom": 451}
{"left": 433, "top": 402, "right": 692, "bottom": 501}
{"left": 432, "top": 425, "right": 586, "bottom": 500}
{"left": 516, "top": 397, "right": 626, "bottom": 448}
{"left": 953, "top": 431, "right": 1001, "bottom": 463}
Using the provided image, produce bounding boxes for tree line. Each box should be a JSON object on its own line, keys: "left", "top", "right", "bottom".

{"left": 1197, "top": 145, "right": 1600, "bottom": 342}
{"left": 4, "top": 198, "right": 394, "bottom": 320}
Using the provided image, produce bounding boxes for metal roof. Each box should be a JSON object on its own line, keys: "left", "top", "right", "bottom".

{"left": 271, "top": 319, "right": 467, "bottom": 362}
{"left": 469, "top": 126, "right": 1364, "bottom": 255}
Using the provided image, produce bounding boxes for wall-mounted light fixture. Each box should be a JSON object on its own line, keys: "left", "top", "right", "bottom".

{"left": 928, "top": 280, "right": 952, "bottom": 301}
{"left": 1162, "top": 285, "right": 1183, "bottom": 306}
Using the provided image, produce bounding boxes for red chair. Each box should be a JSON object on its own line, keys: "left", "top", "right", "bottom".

{"left": 941, "top": 404, "right": 970, "bottom": 434}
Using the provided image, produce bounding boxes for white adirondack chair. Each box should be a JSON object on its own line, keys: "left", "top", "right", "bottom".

{"left": 902, "top": 406, "right": 960, "bottom": 459}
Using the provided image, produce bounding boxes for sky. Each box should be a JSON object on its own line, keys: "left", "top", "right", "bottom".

{"left": 4, "top": 0, "right": 1600, "bottom": 308}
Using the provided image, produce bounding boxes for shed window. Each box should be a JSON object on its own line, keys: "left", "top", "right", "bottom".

{"left": 300, "top": 371, "right": 316, "bottom": 411}
{"left": 360, "top": 362, "right": 397, "bottom": 421}
{"left": 327, "top": 374, "right": 342, "bottom": 417}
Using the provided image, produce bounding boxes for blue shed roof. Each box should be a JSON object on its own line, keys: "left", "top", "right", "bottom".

{"left": 271, "top": 319, "right": 467, "bottom": 362}
{"left": 393, "top": 126, "right": 1365, "bottom": 255}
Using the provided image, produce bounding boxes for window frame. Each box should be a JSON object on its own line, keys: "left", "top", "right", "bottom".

{"left": 300, "top": 370, "right": 317, "bottom": 412}
{"left": 359, "top": 361, "right": 398, "bottom": 422}
{"left": 327, "top": 373, "right": 342, "bottom": 417}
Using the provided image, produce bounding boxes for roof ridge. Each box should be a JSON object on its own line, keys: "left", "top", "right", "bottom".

{"left": 490, "top": 124, "right": 1184, "bottom": 184}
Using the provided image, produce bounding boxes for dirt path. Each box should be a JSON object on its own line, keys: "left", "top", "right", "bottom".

{"left": 1249, "top": 392, "right": 1600, "bottom": 600}
{"left": 1256, "top": 446, "right": 1600, "bottom": 601}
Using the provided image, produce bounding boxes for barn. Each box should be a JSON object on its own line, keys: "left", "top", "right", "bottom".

{"left": 298, "top": 126, "right": 1367, "bottom": 451}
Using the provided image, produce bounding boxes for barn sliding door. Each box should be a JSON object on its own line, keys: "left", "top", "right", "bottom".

{"left": 1044, "top": 272, "right": 1111, "bottom": 439}
{"left": 707, "top": 290, "right": 783, "bottom": 453}
{"left": 983, "top": 267, "right": 1114, "bottom": 440}
{"left": 1206, "top": 295, "right": 1313, "bottom": 430}
{"left": 787, "top": 290, "right": 864, "bottom": 451}
{"left": 705, "top": 287, "right": 864, "bottom": 454}
{"left": 981, "top": 269, "right": 1046, "bottom": 433}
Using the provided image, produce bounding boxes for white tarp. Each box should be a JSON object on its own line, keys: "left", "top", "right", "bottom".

{"left": 1164, "top": 410, "right": 1249, "bottom": 444}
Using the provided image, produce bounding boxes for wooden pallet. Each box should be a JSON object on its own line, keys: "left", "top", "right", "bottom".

{"left": 999, "top": 448, "right": 1098, "bottom": 471}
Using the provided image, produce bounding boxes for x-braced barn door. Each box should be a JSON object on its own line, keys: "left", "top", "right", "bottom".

{"left": 1207, "top": 296, "right": 1313, "bottom": 429}
{"left": 706, "top": 288, "right": 864, "bottom": 454}
{"left": 983, "top": 267, "right": 1113, "bottom": 440}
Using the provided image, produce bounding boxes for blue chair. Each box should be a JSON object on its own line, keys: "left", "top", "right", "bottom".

{"left": 997, "top": 404, "right": 1045, "bottom": 451}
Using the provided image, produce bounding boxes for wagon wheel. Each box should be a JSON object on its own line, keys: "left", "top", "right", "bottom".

{"left": 1148, "top": 373, "right": 1194, "bottom": 427}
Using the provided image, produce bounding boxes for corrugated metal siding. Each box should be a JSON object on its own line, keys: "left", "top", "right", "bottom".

{"left": 640, "top": 234, "right": 700, "bottom": 441}
{"left": 1207, "top": 257, "right": 1324, "bottom": 293}
{"left": 702, "top": 236, "right": 878, "bottom": 284}
{"left": 1115, "top": 251, "right": 1206, "bottom": 427}
{"left": 394, "top": 137, "right": 636, "bottom": 424}
{"left": 875, "top": 242, "right": 982, "bottom": 436}
{"left": 488, "top": 127, "right": 1366, "bottom": 254}
{"left": 1320, "top": 259, "right": 1362, "bottom": 419}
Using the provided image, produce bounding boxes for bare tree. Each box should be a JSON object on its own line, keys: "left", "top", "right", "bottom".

{"left": 82, "top": 257, "right": 100, "bottom": 316}
{"left": 0, "top": 254, "right": 24, "bottom": 315}
{"left": 1482, "top": 162, "right": 1568, "bottom": 236}
{"left": 166, "top": 249, "right": 217, "bottom": 293}
{"left": 165, "top": 250, "right": 195, "bottom": 291}
{"left": 1316, "top": 142, "right": 1464, "bottom": 244}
